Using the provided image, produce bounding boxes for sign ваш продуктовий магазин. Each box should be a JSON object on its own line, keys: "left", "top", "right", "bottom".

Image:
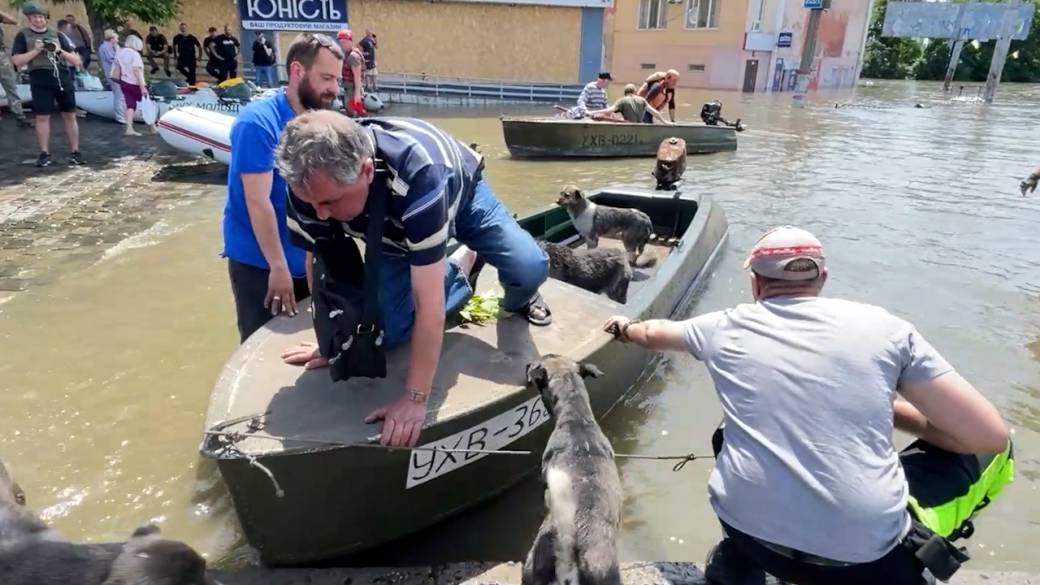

{"left": 239, "top": 0, "right": 348, "bottom": 32}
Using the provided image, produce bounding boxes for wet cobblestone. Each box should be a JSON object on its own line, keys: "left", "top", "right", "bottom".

{"left": 0, "top": 115, "right": 228, "bottom": 298}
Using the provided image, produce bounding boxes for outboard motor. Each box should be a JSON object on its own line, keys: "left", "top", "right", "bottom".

{"left": 700, "top": 100, "right": 745, "bottom": 132}
{"left": 652, "top": 137, "right": 687, "bottom": 191}
{"left": 700, "top": 100, "right": 723, "bottom": 126}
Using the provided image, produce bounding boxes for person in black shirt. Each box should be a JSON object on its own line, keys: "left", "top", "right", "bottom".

{"left": 359, "top": 29, "right": 377, "bottom": 91}
{"left": 202, "top": 27, "right": 222, "bottom": 81}
{"left": 144, "top": 25, "right": 171, "bottom": 77}
{"left": 215, "top": 24, "right": 240, "bottom": 81}
{"left": 250, "top": 31, "right": 276, "bottom": 87}
{"left": 172, "top": 22, "right": 201, "bottom": 85}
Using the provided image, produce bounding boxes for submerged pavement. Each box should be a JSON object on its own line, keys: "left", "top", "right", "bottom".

{"left": 0, "top": 115, "right": 226, "bottom": 302}
{"left": 211, "top": 562, "right": 1036, "bottom": 584}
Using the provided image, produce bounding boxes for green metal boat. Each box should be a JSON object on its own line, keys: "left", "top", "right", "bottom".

{"left": 501, "top": 117, "right": 738, "bottom": 158}
{"left": 198, "top": 184, "right": 729, "bottom": 565}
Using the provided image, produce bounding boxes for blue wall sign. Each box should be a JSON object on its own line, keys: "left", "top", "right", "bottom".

{"left": 777, "top": 32, "right": 793, "bottom": 47}
{"left": 804, "top": 0, "right": 823, "bottom": 8}
{"left": 239, "top": 0, "right": 348, "bottom": 32}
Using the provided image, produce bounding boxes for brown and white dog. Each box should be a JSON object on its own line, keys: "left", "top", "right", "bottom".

{"left": 557, "top": 186, "right": 656, "bottom": 268}
{"left": 0, "top": 458, "right": 218, "bottom": 585}
{"left": 522, "top": 355, "right": 621, "bottom": 585}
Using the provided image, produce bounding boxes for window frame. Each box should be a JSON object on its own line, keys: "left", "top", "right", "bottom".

{"left": 637, "top": 0, "right": 668, "bottom": 30}
{"left": 683, "top": 0, "right": 719, "bottom": 30}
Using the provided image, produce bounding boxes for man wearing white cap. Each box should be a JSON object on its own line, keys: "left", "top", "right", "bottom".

{"left": 602, "top": 226, "right": 1011, "bottom": 585}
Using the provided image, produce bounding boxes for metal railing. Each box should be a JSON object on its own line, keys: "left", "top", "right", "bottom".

{"left": 375, "top": 71, "right": 584, "bottom": 104}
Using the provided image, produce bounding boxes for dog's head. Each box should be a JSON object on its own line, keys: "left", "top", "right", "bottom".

{"left": 0, "top": 458, "right": 27, "bottom": 508}
{"left": 105, "top": 524, "right": 220, "bottom": 585}
{"left": 526, "top": 354, "right": 603, "bottom": 416}
{"left": 556, "top": 185, "right": 586, "bottom": 209}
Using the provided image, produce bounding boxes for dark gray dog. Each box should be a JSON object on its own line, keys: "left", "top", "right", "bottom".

{"left": 0, "top": 458, "right": 218, "bottom": 585}
{"left": 523, "top": 355, "right": 621, "bottom": 585}
{"left": 540, "top": 241, "right": 632, "bottom": 304}
{"left": 557, "top": 185, "right": 656, "bottom": 268}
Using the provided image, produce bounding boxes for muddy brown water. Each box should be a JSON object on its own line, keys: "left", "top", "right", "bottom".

{"left": 0, "top": 80, "right": 1038, "bottom": 570}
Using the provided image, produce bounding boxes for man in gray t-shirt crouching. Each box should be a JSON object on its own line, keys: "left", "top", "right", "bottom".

{"left": 603, "top": 226, "right": 1011, "bottom": 585}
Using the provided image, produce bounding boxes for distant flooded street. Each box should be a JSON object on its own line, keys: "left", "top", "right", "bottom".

{"left": 1, "top": 79, "right": 1038, "bottom": 570}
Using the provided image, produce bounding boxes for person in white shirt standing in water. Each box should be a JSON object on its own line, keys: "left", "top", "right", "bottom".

{"left": 602, "top": 226, "right": 1012, "bottom": 585}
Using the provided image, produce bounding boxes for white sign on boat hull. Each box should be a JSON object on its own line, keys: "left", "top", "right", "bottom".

{"left": 406, "top": 395, "right": 550, "bottom": 489}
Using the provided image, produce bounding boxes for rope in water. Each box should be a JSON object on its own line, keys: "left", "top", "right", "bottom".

{"left": 204, "top": 428, "right": 714, "bottom": 498}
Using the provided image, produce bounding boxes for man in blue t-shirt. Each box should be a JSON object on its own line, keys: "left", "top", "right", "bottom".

{"left": 276, "top": 111, "right": 551, "bottom": 448}
{"left": 222, "top": 32, "right": 344, "bottom": 342}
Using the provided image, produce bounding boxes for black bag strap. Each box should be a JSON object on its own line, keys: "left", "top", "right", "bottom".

{"left": 359, "top": 161, "right": 390, "bottom": 333}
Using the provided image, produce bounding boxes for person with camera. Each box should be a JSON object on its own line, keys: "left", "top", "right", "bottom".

{"left": 10, "top": 2, "right": 84, "bottom": 167}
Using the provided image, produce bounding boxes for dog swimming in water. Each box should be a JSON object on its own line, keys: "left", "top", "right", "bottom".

{"left": 522, "top": 355, "right": 622, "bottom": 585}
{"left": 0, "top": 457, "right": 218, "bottom": 585}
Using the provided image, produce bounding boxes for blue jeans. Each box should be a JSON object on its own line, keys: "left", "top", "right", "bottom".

{"left": 254, "top": 65, "right": 277, "bottom": 87}
{"left": 380, "top": 179, "right": 549, "bottom": 347}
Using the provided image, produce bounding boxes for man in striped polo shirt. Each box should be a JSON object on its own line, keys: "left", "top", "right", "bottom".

{"left": 574, "top": 71, "right": 612, "bottom": 117}
{"left": 277, "top": 110, "right": 550, "bottom": 448}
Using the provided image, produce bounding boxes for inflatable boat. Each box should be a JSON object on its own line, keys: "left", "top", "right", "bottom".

{"left": 156, "top": 106, "right": 233, "bottom": 164}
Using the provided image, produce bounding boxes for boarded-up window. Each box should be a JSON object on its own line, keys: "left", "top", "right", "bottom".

{"left": 638, "top": 0, "right": 668, "bottom": 29}
{"left": 685, "top": 0, "right": 719, "bottom": 28}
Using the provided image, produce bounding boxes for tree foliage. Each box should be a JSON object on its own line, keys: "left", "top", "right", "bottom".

{"left": 863, "top": 0, "right": 1040, "bottom": 82}
{"left": 861, "top": 0, "right": 922, "bottom": 79}
{"left": 11, "top": 0, "right": 180, "bottom": 50}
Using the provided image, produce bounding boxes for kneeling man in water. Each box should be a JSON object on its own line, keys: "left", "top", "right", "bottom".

{"left": 603, "top": 226, "right": 1012, "bottom": 585}
{"left": 277, "top": 111, "right": 551, "bottom": 448}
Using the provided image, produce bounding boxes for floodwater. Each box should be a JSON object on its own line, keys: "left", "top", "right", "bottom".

{"left": 1, "top": 79, "right": 1038, "bottom": 571}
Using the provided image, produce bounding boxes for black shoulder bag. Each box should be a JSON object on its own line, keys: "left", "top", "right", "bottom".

{"left": 309, "top": 164, "right": 390, "bottom": 382}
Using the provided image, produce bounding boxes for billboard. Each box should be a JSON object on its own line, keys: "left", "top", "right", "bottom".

{"left": 882, "top": 2, "right": 1034, "bottom": 41}
{"left": 239, "top": 0, "right": 348, "bottom": 32}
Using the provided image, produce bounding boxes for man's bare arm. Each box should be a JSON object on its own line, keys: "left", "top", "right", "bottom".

{"left": 898, "top": 372, "right": 1009, "bottom": 455}
{"left": 407, "top": 260, "right": 446, "bottom": 397}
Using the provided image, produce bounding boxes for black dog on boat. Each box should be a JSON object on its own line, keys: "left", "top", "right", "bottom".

{"left": 540, "top": 241, "right": 632, "bottom": 304}
{"left": 522, "top": 355, "right": 621, "bottom": 585}
{"left": 0, "top": 458, "right": 218, "bottom": 585}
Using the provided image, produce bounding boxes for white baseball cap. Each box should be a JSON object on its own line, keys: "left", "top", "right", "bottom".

{"left": 744, "top": 226, "right": 826, "bottom": 281}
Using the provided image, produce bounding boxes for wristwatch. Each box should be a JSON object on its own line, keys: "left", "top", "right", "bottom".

{"left": 407, "top": 389, "right": 428, "bottom": 404}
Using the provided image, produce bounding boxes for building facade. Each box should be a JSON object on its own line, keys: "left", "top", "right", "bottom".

{"left": 606, "top": 0, "right": 871, "bottom": 91}
{"left": 2, "top": 0, "right": 611, "bottom": 85}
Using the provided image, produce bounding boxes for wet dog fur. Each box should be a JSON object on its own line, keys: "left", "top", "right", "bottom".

{"left": 522, "top": 355, "right": 621, "bottom": 585}
{"left": 0, "top": 458, "right": 218, "bottom": 585}
{"left": 557, "top": 186, "right": 656, "bottom": 268}
{"left": 540, "top": 241, "right": 632, "bottom": 304}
